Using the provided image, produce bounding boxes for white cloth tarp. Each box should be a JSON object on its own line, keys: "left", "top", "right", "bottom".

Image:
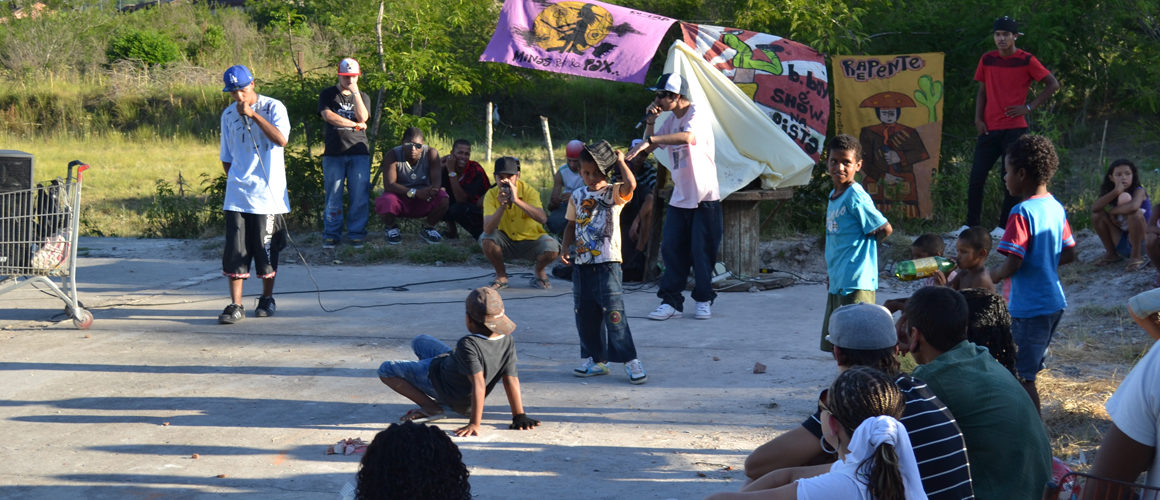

{"left": 652, "top": 41, "right": 816, "bottom": 197}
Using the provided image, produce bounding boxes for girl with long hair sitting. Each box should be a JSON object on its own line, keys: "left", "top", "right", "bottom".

{"left": 706, "top": 366, "right": 928, "bottom": 499}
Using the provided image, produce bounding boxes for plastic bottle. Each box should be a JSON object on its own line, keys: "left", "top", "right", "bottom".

{"left": 894, "top": 256, "right": 956, "bottom": 281}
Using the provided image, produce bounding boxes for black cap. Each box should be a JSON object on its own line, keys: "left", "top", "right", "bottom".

{"left": 583, "top": 140, "right": 617, "bottom": 177}
{"left": 993, "top": 16, "right": 1021, "bottom": 35}
{"left": 494, "top": 156, "right": 520, "bottom": 176}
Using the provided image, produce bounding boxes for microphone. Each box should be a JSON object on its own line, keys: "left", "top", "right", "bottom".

{"left": 635, "top": 114, "right": 651, "bottom": 129}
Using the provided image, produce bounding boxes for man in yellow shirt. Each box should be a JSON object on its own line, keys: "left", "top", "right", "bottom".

{"left": 481, "top": 157, "right": 560, "bottom": 289}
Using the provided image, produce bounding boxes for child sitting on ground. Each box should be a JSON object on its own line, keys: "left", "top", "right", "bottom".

{"left": 348, "top": 421, "right": 471, "bottom": 500}
{"left": 1092, "top": 159, "right": 1151, "bottom": 271}
{"left": 375, "top": 287, "right": 541, "bottom": 436}
{"left": 948, "top": 226, "right": 995, "bottom": 291}
{"left": 707, "top": 366, "right": 925, "bottom": 499}
{"left": 561, "top": 141, "right": 647, "bottom": 384}
{"left": 961, "top": 287, "right": 1017, "bottom": 375}
{"left": 820, "top": 134, "right": 892, "bottom": 351}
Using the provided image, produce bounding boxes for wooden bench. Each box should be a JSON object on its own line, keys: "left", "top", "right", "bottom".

{"left": 644, "top": 176, "right": 795, "bottom": 280}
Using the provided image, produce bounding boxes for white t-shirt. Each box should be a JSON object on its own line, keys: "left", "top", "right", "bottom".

{"left": 796, "top": 456, "right": 871, "bottom": 500}
{"left": 565, "top": 183, "right": 631, "bottom": 264}
{"left": 1105, "top": 340, "right": 1160, "bottom": 487}
{"left": 220, "top": 94, "right": 291, "bottom": 214}
{"left": 654, "top": 104, "right": 718, "bottom": 209}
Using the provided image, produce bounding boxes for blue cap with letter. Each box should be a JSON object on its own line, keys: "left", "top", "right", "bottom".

{"left": 222, "top": 65, "right": 254, "bottom": 92}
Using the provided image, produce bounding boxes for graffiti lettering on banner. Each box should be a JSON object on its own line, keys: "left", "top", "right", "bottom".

{"left": 480, "top": 0, "right": 675, "bottom": 84}
{"left": 681, "top": 23, "right": 830, "bottom": 161}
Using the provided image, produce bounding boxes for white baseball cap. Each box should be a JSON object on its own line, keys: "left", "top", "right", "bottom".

{"left": 647, "top": 73, "right": 686, "bottom": 95}
{"left": 338, "top": 58, "right": 361, "bottom": 76}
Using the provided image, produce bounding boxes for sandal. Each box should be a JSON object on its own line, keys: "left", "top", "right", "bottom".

{"left": 530, "top": 277, "right": 552, "bottom": 289}
{"left": 1126, "top": 259, "right": 1148, "bottom": 272}
{"left": 488, "top": 279, "right": 509, "bottom": 290}
{"left": 400, "top": 408, "right": 446, "bottom": 424}
{"left": 1097, "top": 254, "right": 1124, "bottom": 266}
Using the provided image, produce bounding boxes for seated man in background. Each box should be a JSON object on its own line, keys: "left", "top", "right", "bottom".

{"left": 903, "top": 286, "right": 1051, "bottom": 500}
{"left": 745, "top": 302, "right": 974, "bottom": 499}
{"left": 440, "top": 139, "right": 490, "bottom": 239}
{"left": 375, "top": 127, "right": 448, "bottom": 245}
{"left": 619, "top": 138, "right": 657, "bottom": 282}
{"left": 546, "top": 139, "right": 586, "bottom": 236}
{"left": 481, "top": 157, "right": 559, "bottom": 290}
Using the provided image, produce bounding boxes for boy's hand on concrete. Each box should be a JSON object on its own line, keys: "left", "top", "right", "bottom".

{"left": 455, "top": 423, "right": 482, "bottom": 436}
{"left": 510, "top": 413, "right": 541, "bottom": 430}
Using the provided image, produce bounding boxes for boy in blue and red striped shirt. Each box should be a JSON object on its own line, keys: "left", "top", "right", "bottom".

{"left": 990, "top": 134, "right": 1076, "bottom": 413}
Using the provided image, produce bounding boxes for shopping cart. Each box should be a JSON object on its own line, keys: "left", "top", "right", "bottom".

{"left": 0, "top": 160, "right": 93, "bottom": 329}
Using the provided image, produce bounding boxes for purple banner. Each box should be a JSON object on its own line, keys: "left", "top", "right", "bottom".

{"left": 480, "top": 0, "right": 676, "bottom": 83}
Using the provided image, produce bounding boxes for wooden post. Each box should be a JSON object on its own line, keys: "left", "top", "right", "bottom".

{"left": 486, "top": 102, "right": 494, "bottom": 164}
{"left": 540, "top": 116, "right": 555, "bottom": 172}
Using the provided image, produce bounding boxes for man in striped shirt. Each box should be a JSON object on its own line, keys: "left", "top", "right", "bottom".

{"left": 745, "top": 303, "right": 974, "bottom": 499}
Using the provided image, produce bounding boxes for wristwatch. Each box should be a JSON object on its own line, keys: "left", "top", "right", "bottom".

{"left": 407, "top": 188, "right": 416, "bottom": 198}
{"left": 448, "top": 171, "right": 458, "bottom": 178}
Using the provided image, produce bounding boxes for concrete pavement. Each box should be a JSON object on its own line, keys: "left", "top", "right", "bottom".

{"left": 0, "top": 237, "right": 854, "bottom": 499}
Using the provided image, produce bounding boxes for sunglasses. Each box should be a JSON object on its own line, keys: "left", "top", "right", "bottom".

{"left": 817, "top": 388, "right": 832, "bottom": 416}
{"left": 403, "top": 142, "right": 423, "bottom": 150}
{"left": 655, "top": 91, "right": 676, "bottom": 100}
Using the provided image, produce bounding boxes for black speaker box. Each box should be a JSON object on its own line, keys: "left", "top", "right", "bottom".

{"left": 0, "top": 150, "right": 34, "bottom": 269}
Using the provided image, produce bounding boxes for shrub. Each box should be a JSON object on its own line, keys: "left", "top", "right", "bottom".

{"left": 144, "top": 178, "right": 209, "bottom": 238}
{"left": 107, "top": 28, "right": 181, "bottom": 66}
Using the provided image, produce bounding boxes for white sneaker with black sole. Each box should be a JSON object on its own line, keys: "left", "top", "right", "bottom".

{"left": 625, "top": 359, "right": 647, "bottom": 384}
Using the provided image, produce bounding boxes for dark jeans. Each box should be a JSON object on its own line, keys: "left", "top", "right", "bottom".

{"left": 966, "top": 128, "right": 1026, "bottom": 228}
{"left": 443, "top": 202, "right": 483, "bottom": 238}
{"left": 658, "top": 201, "right": 723, "bottom": 311}
{"left": 574, "top": 262, "right": 637, "bottom": 363}
{"left": 546, "top": 205, "right": 568, "bottom": 236}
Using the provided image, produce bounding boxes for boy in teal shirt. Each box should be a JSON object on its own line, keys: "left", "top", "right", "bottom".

{"left": 821, "top": 134, "right": 893, "bottom": 351}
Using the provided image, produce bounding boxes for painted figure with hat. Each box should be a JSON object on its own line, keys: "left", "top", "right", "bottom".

{"left": 959, "top": 15, "right": 1060, "bottom": 239}
{"left": 318, "top": 57, "right": 372, "bottom": 249}
{"left": 560, "top": 140, "right": 647, "bottom": 383}
{"left": 547, "top": 139, "right": 588, "bottom": 236}
{"left": 375, "top": 287, "right": 541, "bottom": 436}
{"left": 626, "top": 72, "right": 723, "bottom": 322}
{"left": 858, "top": 91, "right": 930, "bottom": 217}
{"left": 480, "top": 156, "right": 561, "bottom": 290}
{"left": 216, "top": 64, "right": 291, "bottom": 325}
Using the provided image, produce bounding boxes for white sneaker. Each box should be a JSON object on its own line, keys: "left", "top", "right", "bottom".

{"left": 947, "top": 224, "right": 970, "bottom": 237}
{"left": 625, "top": 359, "right": 647, "bottom": 384}
{"left": 990, "top": 226, "right": 1006, "bottom": 239}
{"left": 695, "top": 301, "right": 711, "bottom": 319}
{"left": 648, "top": 303, "right": 679, "bottom": 321}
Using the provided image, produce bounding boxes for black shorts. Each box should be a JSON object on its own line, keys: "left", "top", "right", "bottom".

{"left": 222, "top": 211, "right": 287, "bottom": 279}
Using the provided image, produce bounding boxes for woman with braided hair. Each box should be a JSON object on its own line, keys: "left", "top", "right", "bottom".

{"left": 705, "top": 366, "right": 928, "bottom": 499}
{"left": 353, "top": 421, "right": 471, "bottom": 500}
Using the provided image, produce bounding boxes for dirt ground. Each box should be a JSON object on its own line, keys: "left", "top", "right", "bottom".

{"left": 0, "top": 230, "right": 1150, "bottom": 498}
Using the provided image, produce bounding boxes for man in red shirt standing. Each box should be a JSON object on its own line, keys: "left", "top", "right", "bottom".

{"left": 960, "top": 16, "right": 1059, "bottom": 239}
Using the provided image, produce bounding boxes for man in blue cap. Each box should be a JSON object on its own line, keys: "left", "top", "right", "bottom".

{"left": 217, "top": 65, "right": 291, "bottom": 324}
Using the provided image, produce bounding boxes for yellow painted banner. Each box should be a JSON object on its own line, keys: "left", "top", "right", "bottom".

{"left": 832, "top": 53, "right": 944, "bottom": 219}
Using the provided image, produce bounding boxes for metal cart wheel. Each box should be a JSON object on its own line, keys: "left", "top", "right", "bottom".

{"left": 72, "top": 308, "right": 93, "bottom": 330}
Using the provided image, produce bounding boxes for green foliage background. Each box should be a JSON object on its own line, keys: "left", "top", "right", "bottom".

{"left": 1, "top": 0, "right": 1158, "bottom": 235}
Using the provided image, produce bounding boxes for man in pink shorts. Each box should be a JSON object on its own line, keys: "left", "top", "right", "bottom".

{"left": 375, "top": 127, "right": 449, "bottom": 244}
